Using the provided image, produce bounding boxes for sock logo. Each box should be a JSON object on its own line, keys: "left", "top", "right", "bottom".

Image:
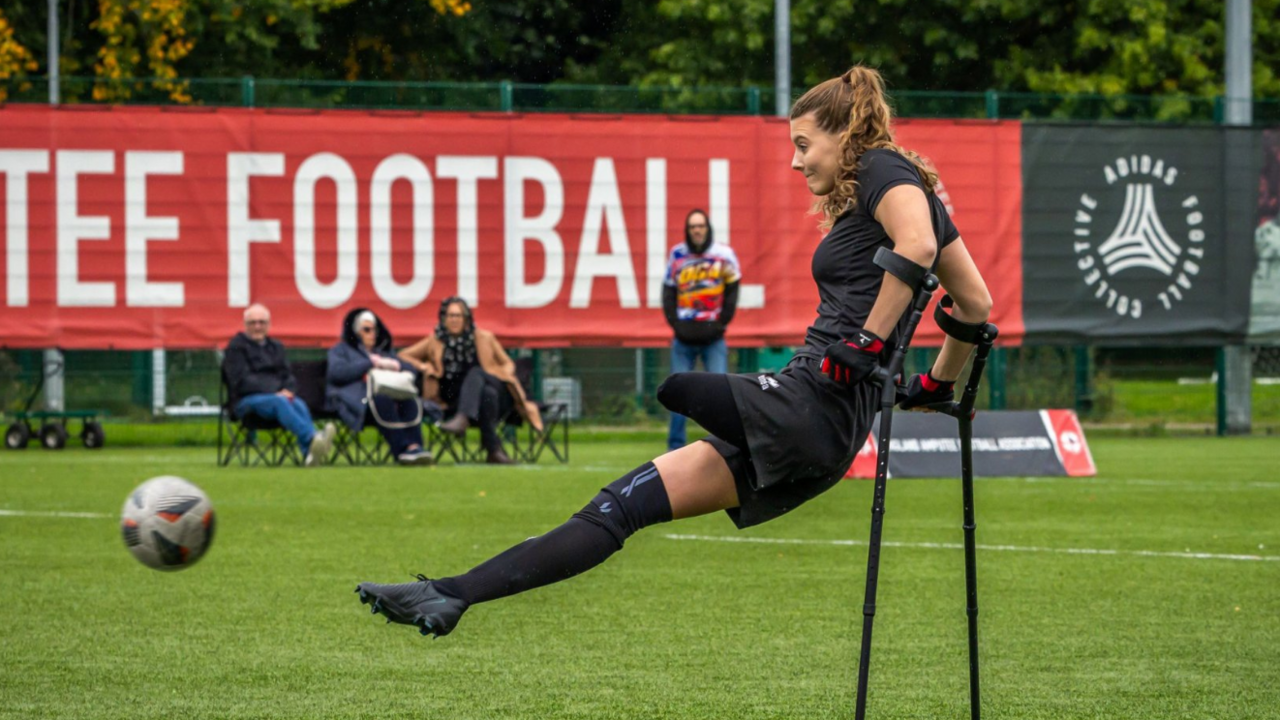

{"left": 599, "top": 502, "right": 612, "bottom": 513}
{"left": 620, "top": 466, "right": 659, "bottom": 497}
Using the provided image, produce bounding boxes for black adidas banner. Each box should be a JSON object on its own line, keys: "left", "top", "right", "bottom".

{"left": 1021, "top": 125, "right": 1256, "bottom": 344}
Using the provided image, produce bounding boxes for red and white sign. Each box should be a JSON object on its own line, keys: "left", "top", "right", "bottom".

{"left": 0, "top": 105, "right": 1023, "bottom": 349}
{"left": 1040, "top": 409, "right": 1097, "bottom": 477}
{"left": 845, "top": 409, "right": 1096, "bottom": 478}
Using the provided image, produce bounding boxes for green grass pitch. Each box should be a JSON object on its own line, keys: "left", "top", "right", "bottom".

{"left": 2, "top": 437, "right": 1278, "bottom": 719}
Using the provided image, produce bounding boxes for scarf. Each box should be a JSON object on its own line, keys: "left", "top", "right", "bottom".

{"left": 435, "top": 324, "right": 477, "bottom": 396}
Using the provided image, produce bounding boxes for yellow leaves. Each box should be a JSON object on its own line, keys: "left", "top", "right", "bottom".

{"left": 92, "top": 0, "right": 194, "bottom": 104}
{"left": 428, "top": 0, "right": 472, "bottom": 17}
{"left": 0, "top": 7, "right": 39, "bottom": 101}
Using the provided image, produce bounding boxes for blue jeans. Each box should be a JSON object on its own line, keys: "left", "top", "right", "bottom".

{"left": 667, "top": 338, "right": 729, "bottom": 450}
{"left": 366, "top": 396, "right": 425, "bottom": 457}
{"left": 235, "top": 393, "right": 316, "bottom": 454}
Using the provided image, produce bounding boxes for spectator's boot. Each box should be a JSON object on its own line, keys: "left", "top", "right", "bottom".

{"left": 486, "top": 445, "right": 515, "bottom": 465}
{"left": 438, "top": 414, "right": 469, "bottom": 437}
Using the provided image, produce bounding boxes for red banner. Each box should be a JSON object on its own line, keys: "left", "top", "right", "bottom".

{"left": 0, "top": 105, "right": 1023, "bottom": 349}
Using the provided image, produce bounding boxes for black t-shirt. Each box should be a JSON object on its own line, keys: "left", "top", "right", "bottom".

{"left": 802, "top": 149, "right": 960, "bottom": 357}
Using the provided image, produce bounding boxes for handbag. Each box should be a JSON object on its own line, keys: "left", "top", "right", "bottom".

{"left": 365, "top": 368, "right": 424, "bottom": 429}
{"left": 368, "top": 368, "right": 418, "bottom": 400}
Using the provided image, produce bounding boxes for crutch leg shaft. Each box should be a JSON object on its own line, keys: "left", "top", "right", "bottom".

{"left": 853, "top": 272, "right": 938, "bottom": 720}
{"left": 955, "top": 323, "right": 997, "bottom": 720}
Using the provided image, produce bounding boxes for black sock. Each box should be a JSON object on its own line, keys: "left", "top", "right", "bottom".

{"left": 434, "top": 462, "right": 672, "bottom": 605}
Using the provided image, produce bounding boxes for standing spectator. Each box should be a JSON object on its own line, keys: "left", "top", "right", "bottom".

{"left": 223, "top": 303, "right": 335, "bottom": 466}
{"left": 399, "top": 297, "right": 543, "bottom": 465}
{"left": 325, "top": 308, "right": 434, "bottom": 466}
{"left": 662, "top": 209, "right": 741, "bottom": 451}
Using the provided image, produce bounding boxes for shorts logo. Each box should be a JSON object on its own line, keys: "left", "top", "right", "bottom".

{"left": 757, "top": 375, "right": 780, "bottom": 391}
{"left": 1073, "top": 154, "right": 1207, "bottom": 318}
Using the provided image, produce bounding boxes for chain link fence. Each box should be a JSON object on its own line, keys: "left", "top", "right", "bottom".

{"left": 1, "top": 76, "right": 1278, "bottom": 443}
{"left": 2, "top": 345, "right": 1277, "bottom": 446}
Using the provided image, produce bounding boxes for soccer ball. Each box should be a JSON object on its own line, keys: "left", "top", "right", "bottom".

{"left": 120, "top": 476, "right": 216, "bottom": 571}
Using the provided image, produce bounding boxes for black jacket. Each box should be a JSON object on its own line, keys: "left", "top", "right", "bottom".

{"left": 223, "top": 332, "right": 296, "bottom": 403}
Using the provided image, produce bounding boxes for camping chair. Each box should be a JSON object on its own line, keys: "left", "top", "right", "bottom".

{"left": 216, "top": 367, "right": 300, "bottom": 467}
{"left": 291, "top": 359, "right": 392, "bottom": 466}
{"left": 505, "top": 357, "right": 569, "bottom": 463}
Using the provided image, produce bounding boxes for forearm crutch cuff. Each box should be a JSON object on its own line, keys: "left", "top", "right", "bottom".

{"left": 933, "top": 295, "right": 996, "bottom": 345}
{"left": 872, "top": 247, "right": 933, "bottom": 293}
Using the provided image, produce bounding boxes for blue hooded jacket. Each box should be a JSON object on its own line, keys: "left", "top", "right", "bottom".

{"left": 325, "top": 307, "right": 414, "bottom": 431}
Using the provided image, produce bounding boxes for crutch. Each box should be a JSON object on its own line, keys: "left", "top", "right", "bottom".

{"left": 853, "top": 250, "right": 999, "bottom": 720}
{"left": 924, "top": 295, "right": 1000, "bottom": 720}
{"left": 854, "top": 249, "right": 939, "bottom": 720}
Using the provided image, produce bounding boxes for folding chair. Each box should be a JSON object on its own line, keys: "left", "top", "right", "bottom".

{"left": 502, "top": 357, "right": 569, "bottom": 464}
{"left": 291, "top": 359, "right": 393, "bottom": 466}
{"left": 216, "top": 369, "right": 300, "bottom": 467}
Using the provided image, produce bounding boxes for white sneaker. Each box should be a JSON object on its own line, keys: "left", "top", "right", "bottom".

{"left": 396, "top": 449, "right": 436, "bottom": 466}
{"left": 305, "top": 422, "right": 337, "bottom": 467}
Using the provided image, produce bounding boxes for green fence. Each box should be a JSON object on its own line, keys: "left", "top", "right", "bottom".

{"left": 2, "top": 75, "right": 1279, "bottom": 443}
{"left": 5, "top": 75, "right": 1280, "bottom": 123}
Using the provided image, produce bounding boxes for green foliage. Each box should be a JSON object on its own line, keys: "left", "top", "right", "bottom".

{"left": 4, "top": 0, "right": 1279, "bottom": 100}
{"left": 589, "top": 0, "right": 1280, "bottom": 101}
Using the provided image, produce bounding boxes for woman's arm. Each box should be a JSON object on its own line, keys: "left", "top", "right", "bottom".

{"left": 862, "top": 184, "right": 939, "bottom": 338}
{"left": 326, "top": 344, "right": 374, "bottom": 386}
{"left": 397, "top": 336, "right": 438, "bottom": 376}
{"left": 930, "top": 238, "right": 993, "bottom": 381}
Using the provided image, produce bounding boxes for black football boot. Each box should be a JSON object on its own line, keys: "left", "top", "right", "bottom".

{"left": 356, "top": 575, "right": 469, "bottom": 638}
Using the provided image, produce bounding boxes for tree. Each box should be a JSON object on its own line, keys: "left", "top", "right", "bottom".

{"left": 582, "top": 0, "right": 1280, "bottom": 103}
{"left": 0, "top": 7, "right": 40, "bottom": 101}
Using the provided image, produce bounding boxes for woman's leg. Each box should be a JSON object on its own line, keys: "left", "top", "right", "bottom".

{"left": 358, "top": 432, "right": 742, "bottom": 635}
{"left": 370, "top": 396, "right": 421, "bottom": 455}
{"left": 357, "top": 371, "right": 747, "bottom": 635}
{"left": 475, "top": 378, "right": 504, "bottom": 451}
{"left": 455, "top": 366, "right": 488, "bottom": 422}
{"left": 657, "top": 371, "right": 749, "bottom": 451}
{"left": 427, "top": 442, "right": 737, "bottom": 607}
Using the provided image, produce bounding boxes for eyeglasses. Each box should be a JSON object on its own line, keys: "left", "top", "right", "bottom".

{"left": 245, "top": 319, "right": 269, "bottom": 326}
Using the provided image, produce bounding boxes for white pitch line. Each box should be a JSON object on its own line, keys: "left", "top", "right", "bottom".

{"left": 662, "top": 533, "right": 1280, "bottom": 563}
{"left": 0, "top": 509, "right": 110, "bottom": 519}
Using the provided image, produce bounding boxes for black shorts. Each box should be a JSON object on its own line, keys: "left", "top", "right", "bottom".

{"left": 698, "top": 354, "right": 878, "bottom": 529}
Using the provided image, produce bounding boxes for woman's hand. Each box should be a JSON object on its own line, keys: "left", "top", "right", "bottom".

{"left": 896, "top": 371, "right": 955, "bottom": 411}
{"left": 821, "top": 330, "right": 884, "bottom": 386}
{"left": 524, "top": 400, "right": 545, "bottom": 434}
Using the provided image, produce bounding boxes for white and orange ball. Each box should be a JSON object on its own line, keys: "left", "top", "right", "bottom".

{"left": 120, "top": 476, "right": 216, "bottom": 571}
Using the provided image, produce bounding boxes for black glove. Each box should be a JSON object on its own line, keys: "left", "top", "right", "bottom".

{"left": 897, "top": 370, "right": 955, "bottom": 410}
{"left": 821, "top": 330, "right": 885, "bottom": 386}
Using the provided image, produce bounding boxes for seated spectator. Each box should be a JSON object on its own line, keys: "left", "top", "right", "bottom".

{"left": 399, "top": 297, "right": 542, "bottom": 465}
{"left": 224, "top": 303, "right": 335, "bottom": 466}
{"left": 326, "top": 308, "right": 434, "bottom": 466}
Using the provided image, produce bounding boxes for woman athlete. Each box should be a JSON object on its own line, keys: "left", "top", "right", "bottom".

{"left": 355, "top": 65, "right": 994, "bottom": 638}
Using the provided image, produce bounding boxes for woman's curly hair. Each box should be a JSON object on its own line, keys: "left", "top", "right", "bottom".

{"left": 790, "top": 65, "right": 937, "bottom": 230}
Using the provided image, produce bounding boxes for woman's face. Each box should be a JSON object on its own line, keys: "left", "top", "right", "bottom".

{"left": 444, "top": 302, "right": 467, "bottom": 336}
{"left": 357, "top": 321, "right": 377, "bottom": 349}
{"left": 790, "top": 113, "right": 841, "bottom": 196}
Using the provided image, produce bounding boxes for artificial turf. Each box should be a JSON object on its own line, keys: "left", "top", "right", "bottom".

{"left": 1, "top": 437, "right": 1277, "bottom": 719}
